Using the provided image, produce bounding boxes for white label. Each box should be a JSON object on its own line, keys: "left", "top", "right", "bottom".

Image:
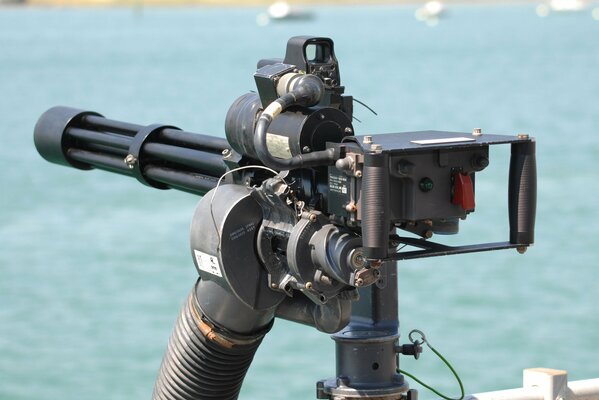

{"left": 411, "top": 137, "right": 476, "bottom": 145}
{"left": 266, "top": 133, "right": 292, "bottom": 159}
{"left": 193, "top": 250, "right": 223, "bottom": 277}
{"left": 329, "top": 174, "right": 348, "bottom": 194}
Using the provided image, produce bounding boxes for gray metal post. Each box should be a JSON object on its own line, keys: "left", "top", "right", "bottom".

{"left": 317, "top": 262, "right": 409, "bottom": 399}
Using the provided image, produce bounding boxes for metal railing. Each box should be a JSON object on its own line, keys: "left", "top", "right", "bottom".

{"left": 465, "top": 369, "right": 599, "bottom": 400}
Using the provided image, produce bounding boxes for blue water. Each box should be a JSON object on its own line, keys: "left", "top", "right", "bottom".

{"left": 1, "top": 4, "right": 598, "bottom": 400}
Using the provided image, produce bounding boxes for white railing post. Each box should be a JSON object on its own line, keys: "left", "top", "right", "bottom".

{"left": 523, "top": 368, "right": 569, "bottom": 400}
{"left": 463, "top": 369, "right": 599, "bottom": 400}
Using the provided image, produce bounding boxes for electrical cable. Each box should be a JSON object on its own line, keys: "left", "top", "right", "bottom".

{"left": 209, "top": 165, "right": 285, "bottom": 252}
{"left": 399, "top": 330, "right": 465, "bottom": 400}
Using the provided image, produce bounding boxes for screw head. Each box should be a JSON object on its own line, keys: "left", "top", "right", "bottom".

{"left": 350, "top": 250, "right": 366, "bottom": 269}
{"left": 344, "top": 127, "right": 353, "bottom": 134}
{"left": 124, "top": 154, "right": 137, "bottom": 169}
{"left": 305, "top": 282, "right": 313, "bottom": 290}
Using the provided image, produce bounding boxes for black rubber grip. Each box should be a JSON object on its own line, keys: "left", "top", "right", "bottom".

{"left": 508, "top": 140, "right": 537, "bottom": 245}
{"left": 361, "top": 152, "right": 390, "bottom": 260}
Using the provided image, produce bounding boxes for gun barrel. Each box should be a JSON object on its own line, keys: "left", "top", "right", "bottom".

{"left": 34, "top": 106, "right": 230, "bottom": 196}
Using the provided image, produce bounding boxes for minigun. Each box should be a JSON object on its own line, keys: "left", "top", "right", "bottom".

{"left": 34, "top": 36, "right": 536, "bottom": 400}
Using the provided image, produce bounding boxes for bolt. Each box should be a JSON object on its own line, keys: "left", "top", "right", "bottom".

{"left": 472, "top": 128, "right": 482, "bottom": 136}
{"left": 222, "top": 148, "right": 232, "bottom": 158}
{"left": 517, "top": 246, "right": 528, "bottom": 254}
{"left": 424, "top": 230, "right": 433, "bottom": 239}
{"left": 305, "top": 282, "right": 313, "bottom": 290}
{"left": 345, "top": 202, "right": 357, "bottom": 213}
{"left": 302, "top": 146, "right": 311, "bottom": 153}
{"left": 344, "top": 127, "right": 353, "bottom": 134}
{"left": 517, "top": 133, "right": 530, "bottom": 140}
{"left": 319, "top": 274, "right": 333, "bottom": 285}
{"left": 355, "top": 278, "right": 364, "bottom": 287}
{"left": 124, "top": 154, "right": 137, "bottom": 169}
{"left": 309, "top": 213, "right": 317, "bottom": 222}
{"left": 370, "top": 143, "right": 382, "bottom": 152}
{"left": 354, "top": 170, "right": 362, "bottom": 178}
{"left": 270, "top": 283, "right": 278, "bottom": 289}
{"left": 319, "top": 113, "right": 325, "bottom": 120}
{"left": 363, "top": 135, "right": 373, "bottom": 145}
{"left": 350, "top": 250, "right": 366, "bottom": 270}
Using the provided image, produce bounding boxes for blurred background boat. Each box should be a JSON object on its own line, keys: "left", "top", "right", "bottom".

{"left": 415, "top": 1, "right": 446, "bottom": 26}
{"left": 256, "top": 1, "right": 315, "bottom": 26}
{"left": 536, "top": 0, "right": 589, "bottom": 16}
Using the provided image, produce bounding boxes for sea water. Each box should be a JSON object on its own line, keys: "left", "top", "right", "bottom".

{"left": 1, "top": 4, "right": 598, "bottom": 399}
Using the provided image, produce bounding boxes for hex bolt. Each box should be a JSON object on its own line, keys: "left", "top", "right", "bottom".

{"left": 222, "top": 148, "right": 232, "bottom": 158}
{"left": 124, "top": 154, "right": 137, "bottom": 169}
{"left": 363, "top": 135, "right": 373, "bottom": 145}
{"left": 370, "top": 143, "right": 382, "bottom": 152}
{"left": 472, "top": 128, "right": 482, "bottom": 136}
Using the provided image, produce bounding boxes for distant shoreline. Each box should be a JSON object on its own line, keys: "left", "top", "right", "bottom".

{"left": 9, "top": 0, "right": 542, "bottom": 7}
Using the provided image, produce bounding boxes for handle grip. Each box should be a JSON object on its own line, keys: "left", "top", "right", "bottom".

{"left": 361, "top": 152, "right": 390, "bottom": 260}
{"left": 508, "top": 139, "right": 537, "bottom": 245}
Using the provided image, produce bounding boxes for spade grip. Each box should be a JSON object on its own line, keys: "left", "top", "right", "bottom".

{"left": 508, "top": 139, "right": 537, "bottom": 245}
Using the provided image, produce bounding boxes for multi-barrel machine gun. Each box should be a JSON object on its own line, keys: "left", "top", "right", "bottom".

{"left": 34, "top": 36, "right": 537, "bottom": 400}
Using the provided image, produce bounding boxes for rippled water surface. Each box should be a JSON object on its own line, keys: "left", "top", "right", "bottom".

{"left": 1, "top": 4, "right": 598, "bottom": 399}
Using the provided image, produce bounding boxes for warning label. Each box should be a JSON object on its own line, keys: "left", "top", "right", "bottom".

{"left": 193, "top": 250, "right": 223, "bottom": 277}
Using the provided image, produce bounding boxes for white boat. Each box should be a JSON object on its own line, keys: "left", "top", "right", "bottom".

{"left": 536, "top": 0, "right": 588, "bottom": 17}
{"left": 256, "top": 1, "right": 314, "bottom": 26}
{"left": 415, "top": 1, "right": 446, "bottom": 26}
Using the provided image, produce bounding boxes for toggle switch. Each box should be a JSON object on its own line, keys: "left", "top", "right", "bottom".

{"left": 452, "top": 172, "right": 475, "bottom": 212}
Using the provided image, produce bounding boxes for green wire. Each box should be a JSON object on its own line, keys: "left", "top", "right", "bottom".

{"left": 399, "top": 340, "right": 465, "bottom": 400}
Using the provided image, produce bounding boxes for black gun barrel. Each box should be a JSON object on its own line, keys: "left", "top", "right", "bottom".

{"left": 34, "top": 106, "right": 231, "bottom": 196}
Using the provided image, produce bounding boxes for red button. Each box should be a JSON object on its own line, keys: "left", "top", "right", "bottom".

{"left": 452, "top": 173, "right": 475, "bottom": 212}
